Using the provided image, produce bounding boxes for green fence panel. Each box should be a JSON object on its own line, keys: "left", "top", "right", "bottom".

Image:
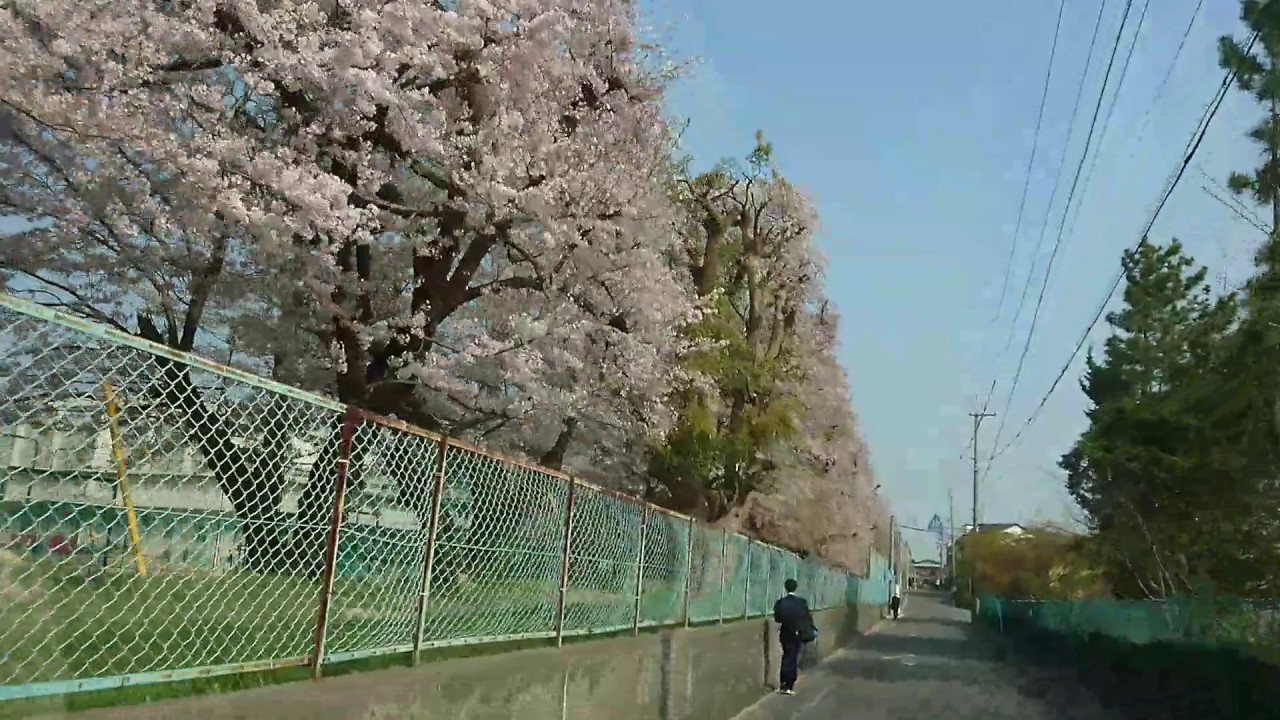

{"left": 747, "top": 543, "right": 771, "bottom": 616}
{"left": 721, "top": 535, "right": 750, "bottom": 619}
{"left": 637, "top": 511, "right": 689, "bottom": 627}
{"left": 687, "top": 526, "right": 727, "bottom": 623}
{"left": 561, "top": 486, "right": 643, "bottom": 635}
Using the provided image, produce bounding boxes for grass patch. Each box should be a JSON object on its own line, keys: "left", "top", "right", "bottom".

{"left": 0, "top": 552, "right": 742, "bottom": 717}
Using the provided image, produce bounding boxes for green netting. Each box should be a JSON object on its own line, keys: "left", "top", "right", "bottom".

{"left": 747, "top": 543, "right": 772, "bottom": 615}
{"left": 687, "top": 526, "right": 726, "bottom": 622}
{"left": 637, "top": 511, "right": 690, "bottom": 627}
{"left": 722, "top": 535, "right": 750, "bottom": 618}
{"left": 766, "top": 547, "right": 784, "bottom": 603}
{"left": 977, "top": 594, "right": 1280, "bottom": 647}
{"left": 562, "top": 487, "right": 643, "bottom": 634}
{"left": 858, "top": 550, "right": 891, "bottom": 605}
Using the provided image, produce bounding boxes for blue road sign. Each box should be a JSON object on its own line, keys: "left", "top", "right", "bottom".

{"left": 926, "top": 514, "right": 944, "bottom": 538}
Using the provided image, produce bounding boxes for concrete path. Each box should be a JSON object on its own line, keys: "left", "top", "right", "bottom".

{"left": 735, "top": 592, "right": 1123, "bottom": 720}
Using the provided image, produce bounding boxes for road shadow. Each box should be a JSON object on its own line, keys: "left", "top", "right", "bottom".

{"left": 822, "top": 623, "right": 1123, "bottom": 719}
{"left": 986, "top": 624, "right": 1280, "bottom": 720}
{"left": 843, "top": 630, "right": 995, "bottom": 662}
{"left": 890, "top": 616, "right": 971, "bottom": 630}
{"left": 822, "top": 654, "right": 1005, "bottom": 686}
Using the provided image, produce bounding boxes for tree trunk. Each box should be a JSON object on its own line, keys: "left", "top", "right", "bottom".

{"left": 289, "top": 420, "right": 357, "bottom": 578}
{"left": 136, "top": 314, "right": 296, "bottom": 572}
{"left": 1271, "top": 99, "right": 1279, "bottom": 235}
{"left": 539, "top": 418, "right": 578, "bottom": 470}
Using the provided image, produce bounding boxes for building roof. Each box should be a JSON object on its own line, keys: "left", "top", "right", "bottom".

{"left": 962, "top": 523, "right": 1026, "bottom": 534}
{"left": 912, "top": 559, "right": 942, "bottom": 567}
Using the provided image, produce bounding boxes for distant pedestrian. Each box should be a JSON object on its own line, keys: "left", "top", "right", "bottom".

{"left": 772, "top": 578, "right": 816, "bottom": 695}
{"left": 890, "top": 581, "right": 902, "bottom": 619}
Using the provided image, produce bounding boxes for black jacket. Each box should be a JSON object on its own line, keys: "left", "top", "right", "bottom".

{"left": 773, "top": 593, "right": 814, "bottom": 641}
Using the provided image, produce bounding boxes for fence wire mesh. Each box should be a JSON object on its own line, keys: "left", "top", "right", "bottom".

{"left": 721, "top": 534, "right": 750, "bottom": 619}
{"left": 686, "top": 526, "right": 725, "bottom": 623}
{"left": 423, "top": 446, "right": 567, "bottom": 645}
{"left": 638, "top": 510, "right": 689, "bottom": 627}
{"left": 562, "top": 485, "right": 643, "bottom": 635}
{"left": 323, "top": 421, "right": 436, "bottom": 661}
{"left": 0, "top": 294, "right": 878, "bottom": 701}
{"left": 747, "top": 544, "right": 771, "bottom": 616}
{"left": 0, "top": 298, "right": 341, "bottom": 691}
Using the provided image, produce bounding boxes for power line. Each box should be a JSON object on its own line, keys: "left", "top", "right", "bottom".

{"left": 1203, "top": 184, "right": 1272, "bottom": 235}
{"left": 996, "top": 0, "right": 1112, "bottom": 361}
{"left": 977, "top": 0, "right": 1069, "bottom": 432}
{"left": 980, "top": 0, "right": 1111, "bottom": 420}
{"left": 1130, "top": 0, "right": 1206, "bottom": 147}
{"left": 987, "top": 32, "right": 1259, "bottom": 462}
{"left": 989, "top": 0, "right": 1138, "bottom": 457}
{"left": 1064, "top": 0, "right": 1202, "bottom": 249}
{"left": 1060, "top": 0, "right": 1152, "bottom": 250}
{"left": 990, "top": 0, "right": 1069, "bottom": 329}
{"left": 978, "top": 0, "right": 1191, "bottom": 486}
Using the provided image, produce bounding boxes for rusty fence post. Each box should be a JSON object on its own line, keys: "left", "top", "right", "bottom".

{"left": 412, "top": 436, "right": 451, "bottom": 663}
{"left": 682, "top": 516, "right": 695, "bottom": 627}
{"left": 717, "top": 529, "right": 728, "bottom": 624}
{"left": 310, "top": 406, "right": 361, "bottom": 679}
{"left": 632, "top": 504, "right": 649, "bottom": 635}
{"left": 742, "top": 539, "right": 752, "bottom": 619}
{"left": 554, "top": 477, "right": 578, "bottom": 646}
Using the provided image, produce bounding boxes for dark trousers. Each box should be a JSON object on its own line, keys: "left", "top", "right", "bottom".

{"left": 890, "top": 596, "right": 901, "bottom": 619}
{"left": 779, "top": 637, "right": 802, "bottom": 690}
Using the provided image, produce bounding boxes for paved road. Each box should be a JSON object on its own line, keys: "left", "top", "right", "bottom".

{"left": 735, "top": 592, "right": 1123, "bottom": 720}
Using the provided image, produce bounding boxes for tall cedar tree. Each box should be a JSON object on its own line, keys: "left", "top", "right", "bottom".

{"left": 1061, "top": 239, "right": 1242, "bottom": 598}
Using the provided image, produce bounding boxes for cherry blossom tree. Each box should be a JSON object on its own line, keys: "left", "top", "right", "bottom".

{"left": 1, "top": 0, "right": 694, "bottom": 570}
{"left": 0, "top": 0, "right": 885, "bottom": 571}
{"left": 782, "top": 301, "right": 884, "bottom": 567}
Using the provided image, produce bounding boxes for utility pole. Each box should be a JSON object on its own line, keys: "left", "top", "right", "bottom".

{"left": 888, "top": 514, "right": 895, "bottom": 579}
{"left": 966, "top": 412, "right": 994, "bottom": 610}
{"left": 969, "top": 412, "right": 995, "bottom": 533}
{"left": 948, "top": 488, "right": 957, "bottom": 585}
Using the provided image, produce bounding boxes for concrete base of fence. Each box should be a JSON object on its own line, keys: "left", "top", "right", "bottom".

{"left": 27, "top": 605, "right": 883, "bottom": 720}
{"left": 981, "top": 617, "right": 1280, "bottom": 720}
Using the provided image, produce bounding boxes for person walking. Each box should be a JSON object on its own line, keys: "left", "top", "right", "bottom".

{"left": 889, "top": 580, "right": 902, "bottom": 620}
{"left": 772, "top": 578, "right": 816, "bottom": 695}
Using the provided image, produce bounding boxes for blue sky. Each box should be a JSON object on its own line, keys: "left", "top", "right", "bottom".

{"left": 641, "top": 0, "right": 1267, "bottom": 559}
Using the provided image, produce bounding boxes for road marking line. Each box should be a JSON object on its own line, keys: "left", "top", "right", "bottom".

{"left": 797, "top": 686, "right": 832, "bottom": 712}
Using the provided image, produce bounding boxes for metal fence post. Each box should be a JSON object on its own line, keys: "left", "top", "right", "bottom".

{"left": 632, "top": 504, "right": 649, "bottom": 635}
{"left": 682, "top": 516, "right": 695, "bottom": 627}
{"left": 412, "top": 435, "right": 451, "bottom": 662}
{"left": 742, "top": 539, "right": 752, "bottom": 619}
{"left": 554, "top": 477, "right": 578, "bottom": 646}
{"left": 102, "top": 382, "right": 147, "bottom": 578}
{"left": 717, "top": 529, "right": 727, "bottom": 624}
{"left": 310, "top": 406, "right": 361, "bottom": 679}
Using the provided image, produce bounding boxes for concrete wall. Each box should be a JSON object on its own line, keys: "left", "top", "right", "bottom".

{"left": 28, "top": 605, "right": 883, "bottom": 720}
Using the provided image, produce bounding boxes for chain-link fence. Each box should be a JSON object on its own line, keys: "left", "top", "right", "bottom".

{"left": 0, "top": 293, "right": 878, "bottom": 702}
